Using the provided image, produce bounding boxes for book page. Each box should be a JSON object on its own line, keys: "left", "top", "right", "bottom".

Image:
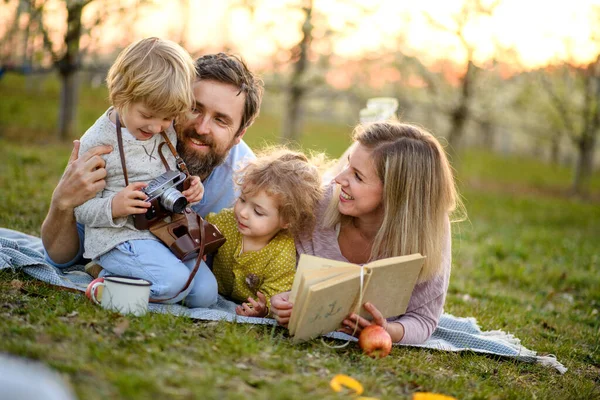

{"left": 289, "top": 254, "right": 356, "bottom": 304}
{"left": 291, "top": 253, "right": 425, "bottom": 342}
{"left": 289, "top": 266, "right": 357, "bottom": 335}
{"left": 358, "top": 254, "right": 425, "bottom": 320}
{"left": 292, "top": 271, "right": 365, "bottom": 342}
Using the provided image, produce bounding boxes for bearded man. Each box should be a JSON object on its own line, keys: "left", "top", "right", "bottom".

{"left": 41, "top": 53, "right": 263, "bottom": 267}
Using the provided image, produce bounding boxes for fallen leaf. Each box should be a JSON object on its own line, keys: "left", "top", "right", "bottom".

{"left": 113, "top": 319, "right": 130, "bottom": 337}
{"left": 10, "top": 280, "right": 24, "bottom": 290}
{"left": 35, "top": 333, "right": 53, "bottom": 345}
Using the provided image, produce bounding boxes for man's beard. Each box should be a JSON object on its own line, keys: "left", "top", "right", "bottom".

{"left": 176, "top": 127, "right": 234, "bottom": 180}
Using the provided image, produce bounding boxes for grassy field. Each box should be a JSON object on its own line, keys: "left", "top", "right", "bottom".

{"left": 1, "top": 73, "right": 599, "bottom": 399}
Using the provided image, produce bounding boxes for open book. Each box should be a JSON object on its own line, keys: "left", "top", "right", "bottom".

{"left": 288, "top": 253, "right": 426, "bottom": 342}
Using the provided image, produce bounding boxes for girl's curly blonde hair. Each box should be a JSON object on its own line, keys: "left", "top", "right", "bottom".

{"left": 234, "top": 147, "right": 325, "bottom": 237}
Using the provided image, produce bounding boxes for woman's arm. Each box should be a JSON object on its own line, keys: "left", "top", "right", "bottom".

{"left": 339, "top": 219, "right": 452, "bottom": 344}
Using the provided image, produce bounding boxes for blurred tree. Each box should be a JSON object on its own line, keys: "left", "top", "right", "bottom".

{"left": 40, "top": 0, "right": 94, "bottom": 141}
{"left": 229, "top": 0, "right": 373, "bottom": 144}
{"left": 539, "top": 57, "right": 600, "bottom": 196}
{"left": 1, "top": 0, "right": 149, "bottom": 141}
{"left": 422, "top": 0, "right": 500, "bottom": 159}
{"left": 281, "top": 0, "right": 313, "bottom": 144}
{"left": 513, "top": 69, "right": 566, "bottom": 166}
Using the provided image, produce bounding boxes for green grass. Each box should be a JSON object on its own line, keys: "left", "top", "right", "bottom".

{"left": 1, "top": 73, "right": 600, "bottom": 399}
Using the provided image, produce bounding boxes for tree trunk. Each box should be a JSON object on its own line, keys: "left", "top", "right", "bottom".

{"left": 446, "top": 60, "right": 477, "bottom": 160}
{"left": 480, "top": 119, "right": 494, "bottom": 150}
{"left": 572, "top": 132, "right": 597, "bottom": 196}
{"left": 549, "top": 134, "right": 560, "bottom": 166}
{"left": 56, "top": 1, "right": 86, "bottom": 140}
{"left": 281, "top": 1, "right": 312, "bottom": 144}
{"left": 58, "top": 70, "right": 79, "bottom": 140}
{"left": 282, "top": 86, "right": 304, "bottom": 145}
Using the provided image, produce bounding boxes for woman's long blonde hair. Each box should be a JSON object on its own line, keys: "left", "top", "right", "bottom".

{"left": 324, "top": 121, "right": 464, "bottom": 282}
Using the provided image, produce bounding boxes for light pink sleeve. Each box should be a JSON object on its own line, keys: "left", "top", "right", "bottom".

{"left": 391, "top": 218, "right": 452, "bottom": 344}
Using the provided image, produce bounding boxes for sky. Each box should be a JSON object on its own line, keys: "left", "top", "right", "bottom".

{"left": 117, "top": 0, "right": 600, "bottom": 69}
{"left": 3, "top": 0, "right": 600, "bottom": 70}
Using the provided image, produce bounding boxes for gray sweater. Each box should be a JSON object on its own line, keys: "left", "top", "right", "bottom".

{"left": 74, "top": 108, "right": 180, "bottom": 260}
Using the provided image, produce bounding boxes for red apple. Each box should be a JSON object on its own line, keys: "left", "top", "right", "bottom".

{"left": 358, "top": 325, "right": 392, "bottom": 358}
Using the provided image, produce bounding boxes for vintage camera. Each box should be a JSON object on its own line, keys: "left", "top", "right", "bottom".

{"left": 133, "top": 170, "right": 188, "bottom": 230}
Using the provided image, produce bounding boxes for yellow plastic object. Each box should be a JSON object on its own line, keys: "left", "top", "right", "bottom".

{"left": 413, "top": 393, "right": 457, "bottom": 400}
{"left": 329, "top": 374, "right": 364, "bottom": 395}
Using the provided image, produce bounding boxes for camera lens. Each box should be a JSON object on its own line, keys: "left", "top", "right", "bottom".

{"left": 161, "top": 188, "right": 188, "bottom": 213}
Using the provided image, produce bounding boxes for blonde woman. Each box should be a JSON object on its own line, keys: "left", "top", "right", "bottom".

{"left": 270, "top": 121, "right": 463, "bottom": 344}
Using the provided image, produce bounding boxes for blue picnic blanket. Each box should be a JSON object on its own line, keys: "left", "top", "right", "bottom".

{"left": 0, "top": 228, "right": 566, "bottom": 374}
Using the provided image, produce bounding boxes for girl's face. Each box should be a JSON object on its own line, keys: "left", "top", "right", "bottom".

{"left": 334, "top": 143, "right": 384, "bottom": 222}
{"left": 119, "top": 102, "right": 174, "bottom": 141}
{"left": 234, "top": 188, "right": 288, "bottom": 244}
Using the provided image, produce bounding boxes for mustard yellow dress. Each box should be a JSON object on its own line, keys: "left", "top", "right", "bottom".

{"left": 206, "top": 209, "right": 296, "bottom": 309}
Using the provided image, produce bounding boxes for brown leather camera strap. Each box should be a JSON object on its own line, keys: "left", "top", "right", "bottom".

{"left": 115, "top": 113, "right": 130, "bottom": 186}
{"left": 149, "top": 207, "right": 205, "bottom": 304}
{"left": 159, "top": 131, "right": 190, "bottom": 178}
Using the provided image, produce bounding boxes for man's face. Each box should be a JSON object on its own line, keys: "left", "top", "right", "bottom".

{"left": 177, "top": 80, "right": 247, "bottom": 179}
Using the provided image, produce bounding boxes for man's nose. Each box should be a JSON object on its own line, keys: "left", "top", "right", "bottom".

{"left": 194, "top": 115, "right": 211, "bottom": 134}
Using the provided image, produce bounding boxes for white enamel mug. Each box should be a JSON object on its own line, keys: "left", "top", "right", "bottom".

{"left": 89, "top": 276, "right": 151, "bottom": 316}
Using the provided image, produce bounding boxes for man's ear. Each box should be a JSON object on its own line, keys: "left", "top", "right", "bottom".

{"left": 234, "top": 128, "right": 247, "bottom": 145}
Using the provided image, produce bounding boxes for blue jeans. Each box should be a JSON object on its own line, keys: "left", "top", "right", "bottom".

{"left": 98, "top": 240, "right": 218, "bottom": 308}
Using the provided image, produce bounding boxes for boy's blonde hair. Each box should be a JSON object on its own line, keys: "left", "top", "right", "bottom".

{"left": 234, "top": 147, "right": 324, "bottom": 237}
{"left": 324, "top": 121, "right": 465, "bottom": 283}
{"left": 106, "top": 37, "right": 195, "bottom": 120}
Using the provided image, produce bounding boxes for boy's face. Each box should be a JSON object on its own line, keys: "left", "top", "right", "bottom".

{"left": 176, "top": 80, "right": 247, "bottom": 179}
{"left": 120, "top": 103, "right": 173, "bottom": 141}
{"left": 234, "top": 188, "right": 288, "bottom": 246}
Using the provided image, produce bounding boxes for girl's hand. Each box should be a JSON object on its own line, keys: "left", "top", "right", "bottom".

{"left": 338, "top": 302, "right": 405, "bottom": 343}
{"left": 269, "top": 291, "right": 293, "bottom": 327}
{"left": 182, "top": 176, "right": 204, "bottom": 204}
{"left": 235, "top": 291, "right": 268, "bottom": 317}
{"left": 111, "top": 182, "right": 150, "bottom": 218}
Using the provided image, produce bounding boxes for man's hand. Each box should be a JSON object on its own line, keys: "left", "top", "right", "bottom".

{"left": 235, "top": 291, "right": 268, "bottom": 318}
{"left": 182, "top": 175, "right": 204, "bottom": 204}
{"left": 111, "top": 182, "right": 150, "bottom": 219}
{"left": 53, "top": 140, "right": 112, "bottom": 211}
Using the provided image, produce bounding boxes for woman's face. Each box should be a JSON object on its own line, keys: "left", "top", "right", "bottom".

{"left": 334, "top": 143, "right": 384, "bottom": 221}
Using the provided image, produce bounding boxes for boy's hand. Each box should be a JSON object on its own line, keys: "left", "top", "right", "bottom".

{"left": 111, "top": 182, "right": 150, "bottom": 218}
{"left": 235, "top": 291, "right": 268, "bottom": 318}
{"left": 182, "top": 175, "right": 204, "bottom": 204}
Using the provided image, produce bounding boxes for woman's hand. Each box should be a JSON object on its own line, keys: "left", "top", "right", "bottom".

{"left": 270, "top": 291, "right": 294, "bottom": 327}
{"left": 111, "top": 182, "right": 150, "bottom": 218}
{"left": 235, "top": 291, "right": 268, "bottom": 318}
{"left": 338, "top": 302, "right": 405, "bottom": 343}
{"left": 183, "top": 175, "right": 204, "bottom": 204}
